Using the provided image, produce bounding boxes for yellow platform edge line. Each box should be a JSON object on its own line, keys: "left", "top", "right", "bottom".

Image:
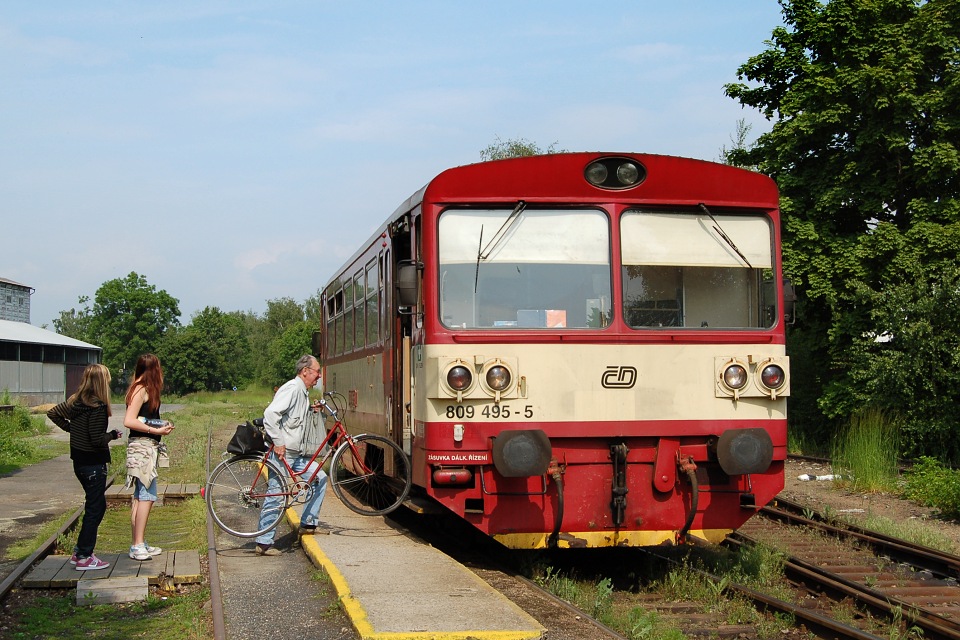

{"left": 283, "top": 508, "right": 544, "bottom": 640}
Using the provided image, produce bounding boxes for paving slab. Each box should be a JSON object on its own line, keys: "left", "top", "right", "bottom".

{"left": 290, "top": 499, "right": 546, "bottom": 640}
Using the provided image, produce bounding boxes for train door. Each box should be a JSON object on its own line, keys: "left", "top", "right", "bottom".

{"left": 390, "top": 212, "right": 419, "bottom": 455}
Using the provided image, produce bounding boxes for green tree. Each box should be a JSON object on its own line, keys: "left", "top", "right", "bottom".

{"left": 251, "top": 298, "right": 306, "bottom": 385}
{"left": 52, "top": 295, "right": 93, "bottom": 341}
{"left": 87, "top": 273, "right": 181, "bottom": 382}
{"left": 479, "top": 136, "right": 564, "bottom": 161}
{"left": 264, "top": 321, "right": 314, "bottom": 387}
{"left": 304, "top": 289, "right": 323, "bottom": 327}
{"left": 724, "top": 0, "right": 960, "bottom": 458}
{"left": 159, "top": 306, "right": 253, "bottom": 395}
{"left": 718, "top": 119, "right": 757, "bottom": 170}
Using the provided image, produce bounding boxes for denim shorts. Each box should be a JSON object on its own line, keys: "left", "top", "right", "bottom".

{"left": 133, "top": 477, "right": 158, "bottom": 501}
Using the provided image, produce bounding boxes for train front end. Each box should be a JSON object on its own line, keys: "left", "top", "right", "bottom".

{"left": 411, "top": 153, "right": 788, "bottom": 549}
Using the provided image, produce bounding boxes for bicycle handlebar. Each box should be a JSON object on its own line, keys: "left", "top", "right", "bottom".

{"left": 317, "top": 392, "right": 344, "bottom": 420}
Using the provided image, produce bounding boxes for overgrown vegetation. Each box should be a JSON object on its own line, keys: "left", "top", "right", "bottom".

{"left": 1, "top": 391, "right": 275, "bottom": 638}
{"left": 7, "top": 586, "right": 211, "bottom": 640}
{"left": 531, "top": 545, "right": 794, "bottom": 639}
{"left": 831, "top": 409, "right": 901, "bottom": 493}
{"left": 0, "top": 392, "right": 61, "bottom": 474}
{"left": 903, "top": 457, "right": 960, "bottom": 520}
{"left": 725, "top": 0, "right": 960, "bottom": 461}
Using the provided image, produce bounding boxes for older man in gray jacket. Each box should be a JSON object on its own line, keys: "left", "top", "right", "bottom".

{"left": 255, "top": 354, "right": 328, "bottom": 556}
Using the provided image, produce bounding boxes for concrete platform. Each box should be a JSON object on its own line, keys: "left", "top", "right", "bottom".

{"left": 288, "top": 499, "right": 545, "bottom": 640}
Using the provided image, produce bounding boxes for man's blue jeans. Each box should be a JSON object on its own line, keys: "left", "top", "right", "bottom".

{"left": 256, "top": 451, "right": 327, "bottom": 546}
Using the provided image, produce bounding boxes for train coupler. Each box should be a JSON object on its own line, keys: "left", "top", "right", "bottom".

{"left": 675, "top": 453, "right": 699, "bottom": 545}
{"left": 609, "top": 443, "right": 629, "bottom": 527}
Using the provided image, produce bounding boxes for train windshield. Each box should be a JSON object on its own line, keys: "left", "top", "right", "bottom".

{"left": 621, "top": 210, "right": 777, "bottom": 329}
{"left": 438, "top": 208, "right": 611, "bottom": 329}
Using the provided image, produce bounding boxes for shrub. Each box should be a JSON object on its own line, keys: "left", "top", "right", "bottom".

{"left": 903, "top": 457, "right": 960, "bottom": 520}
{"left": 0, "top": 399, "right": 43, "bottom": 467}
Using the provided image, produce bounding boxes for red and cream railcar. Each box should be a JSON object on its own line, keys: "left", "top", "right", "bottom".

{"left": 319, "top": 153, "right": 789, "bottom": 549}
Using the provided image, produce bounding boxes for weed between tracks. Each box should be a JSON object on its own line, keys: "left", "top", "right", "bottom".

{"left": 530, "top": 544, "right": 810, "bottom": 640}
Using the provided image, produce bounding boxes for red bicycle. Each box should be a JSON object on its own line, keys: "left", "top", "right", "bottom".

{"left": 205, "top": 392, "right": 412, "bottom": 538}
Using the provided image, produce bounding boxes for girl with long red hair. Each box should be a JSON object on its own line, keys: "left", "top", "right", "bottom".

{"left": 123, "top": 353, "right": 174, "bottom": 561}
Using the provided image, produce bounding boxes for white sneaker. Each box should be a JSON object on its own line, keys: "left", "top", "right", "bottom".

{"left": 142, "top": 542, "right": 162, "bottom": 556}
{"left": 129, "top": 544, "right": 152, "bottom": 561}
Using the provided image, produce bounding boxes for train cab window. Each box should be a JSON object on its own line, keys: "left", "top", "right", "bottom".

{"left": 621, "top": 210, "right": 775, "bottom": 329}
{"left": 438, "top": 208, "right": 611, "bottom": 329}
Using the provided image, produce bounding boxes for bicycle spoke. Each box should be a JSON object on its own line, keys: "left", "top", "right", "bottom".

{"left": 330, "top": 435, "right": 412, "bottom": 516}
{"left": 206, "top": 457, "right": 288, "bottom": 538}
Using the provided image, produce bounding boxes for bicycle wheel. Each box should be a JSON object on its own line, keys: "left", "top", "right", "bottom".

{"left": 206, "top": 455, "right": 289, "bottom": 537}
{"left": 329, "top": 434, "right": 412, "bottom": 516}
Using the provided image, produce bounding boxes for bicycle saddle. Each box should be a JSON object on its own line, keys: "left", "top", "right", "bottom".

{"left": 251, "top": 418, "right": 273, "bottom": 445}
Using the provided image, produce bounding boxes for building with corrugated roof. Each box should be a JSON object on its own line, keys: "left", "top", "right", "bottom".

{"left": 0, "top": 319, "right": 102, "bottom": 406}
{"left": 0, "top": 277, "right": 33, "bottom": 323}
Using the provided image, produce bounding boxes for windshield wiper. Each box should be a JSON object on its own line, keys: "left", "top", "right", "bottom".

{"left": 474, "top": 200, "right": 526, "bottom": 293}
{"left": 479, "top": 200, "right": 526, "bottom": 260}
{"left": 699, "top": 203, "right": 753, "bottom": 269}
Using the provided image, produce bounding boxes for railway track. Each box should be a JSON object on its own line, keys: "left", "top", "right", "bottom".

{"left": 7, "top": 465, "right": 959, "bottom": 640}
{"left": 729, "top": 497, "right": 960, "bottom": 639}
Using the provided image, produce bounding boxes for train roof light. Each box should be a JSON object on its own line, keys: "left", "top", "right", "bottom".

{"left": 584, "top": 156, "right": 646, "bottom": 190}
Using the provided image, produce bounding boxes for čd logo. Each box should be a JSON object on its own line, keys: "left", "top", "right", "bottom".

{"left": 601, "top": 366, "right": 637, "bottom": 389}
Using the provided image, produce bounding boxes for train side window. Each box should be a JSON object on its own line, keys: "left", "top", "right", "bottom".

{"left": 353, "top": 271, "right": 364, "bottom": 350}
{"left": 365, "top": 258, "right": 378, "bottom": 346}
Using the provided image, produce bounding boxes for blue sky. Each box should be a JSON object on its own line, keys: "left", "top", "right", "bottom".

{"left": 1, "top": 2, "right": 784, "bottom": 328}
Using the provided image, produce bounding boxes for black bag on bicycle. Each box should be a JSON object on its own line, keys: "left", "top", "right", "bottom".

{"left": 227, "top": 421, "right": 266, "bottom": 455}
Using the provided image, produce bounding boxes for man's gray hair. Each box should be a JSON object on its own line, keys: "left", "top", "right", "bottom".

{"left": 295, "top": 354, "right": 317, "bottom": 374}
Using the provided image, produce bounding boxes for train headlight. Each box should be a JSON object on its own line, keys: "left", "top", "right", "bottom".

{"left": 480, "top": 359, "right": 515, "bottom": 402}
{"left": 617, "top": 162, "right": 641, "bottom": 185}
{"left": 722, "top": 363, "right": 748, "bottom": 391}
{"left": 486, "top": 364, "right": 512, "bottom": 391}
{"left": 446, "top": 364, "right": 473, "bottom": 392}
{"left": 442, "top": 360, "right": 475, "bottom": 402}
{"left": 756, "top": 360, "right": 788, "bottom": 399}
{"left": 759, "top": 364, "right": 785, "bottom": 390}
{"left": 585, "top": 162, "right": 608, "bottom": 185}
{"left": 584, "top": 156, "right": 646, "bottom": 190}
{"left": 715, "top": 355, "right": 790, "bottom": 400}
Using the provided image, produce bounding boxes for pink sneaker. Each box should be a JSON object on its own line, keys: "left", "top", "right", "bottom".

{"left": 75, "top": 554, "right": 110, "bottom": 571}
{"left": 69, "top": 553, "right": 79, "bottom": 565}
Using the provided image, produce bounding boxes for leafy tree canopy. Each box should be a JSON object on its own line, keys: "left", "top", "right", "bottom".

{"left": 725, "top": 0, "right": 960, "bottom": 459}
{"left": 479, "top": 136, "right": 565, "bottom": 161}
{"left": 87, "top": 272, "right": 180, "bottom": 382}
{"left": 52, "top": 295, "right": 93, "bottom": 342}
